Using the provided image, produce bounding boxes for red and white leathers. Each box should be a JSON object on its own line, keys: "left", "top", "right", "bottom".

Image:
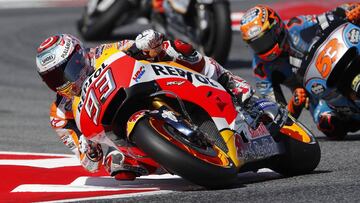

{"left": 49, "top": 29, "right": 253, "bottom": 180}
{"left": 132, "top": 29, "right": 254, "bottom": 103}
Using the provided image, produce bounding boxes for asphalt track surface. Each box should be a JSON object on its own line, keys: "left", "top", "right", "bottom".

{"left": 1, "top": 1, "right": 360, "bottom": 202}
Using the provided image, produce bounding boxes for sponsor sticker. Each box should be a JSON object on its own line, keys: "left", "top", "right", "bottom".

{"left": 95, "top": 46, "right": 104, "bottom": 59}
{"left": 311, "top": 82, "right": 325, "bottom": 95}
{"left": 348, "top": 28, "right": 360, "bottom": 45}
{"left": 127, "top": 110, "right": 147, "bottom": 136}
{"left": 256, "top": 82, "right": 268, "bottom": 89}
{"left": 133, "top": 66, "right": 146, "bottom": 82}
{"left": 351, "top": 74, "right": 360, "bottom": 92}
{"left": 235, "top": 133, "right": 278, "bottom": 162}
{"left": 40, "top": 53, "right": 55, "bottom": 65}
{"left": 255, "top": 99, "right": 276, "bottom": 110}
{"left": 166, "top": 81, "right": 185, "bottom": 86}
{"left": 241, "top": 7, "right": 260, "bottom": 25}
{"left": 247, "top": 25, "right": 262, "bottom": 39}
{"left": 50, "top": 117, "right": 67, "bottom": 128}
{"left": 161, "top": 110, "right": 178, "bottom": 122}
{"left": 61, "top": 40, "right": 71, "bottom": 58}
{"left": 248, "top": 123, "right": 270, "bottom": 139}
{"left": 151, "top": 64, "right": 218, "bottom": 87}
{"left": 60, "top": 134, "right": 76, "bottom": 150}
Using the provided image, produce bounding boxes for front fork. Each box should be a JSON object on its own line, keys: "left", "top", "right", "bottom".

{"left": 126, "top": 97, "right": 194, "bottom": 140}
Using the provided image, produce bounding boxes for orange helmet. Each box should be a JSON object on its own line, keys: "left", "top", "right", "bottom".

{"left": 240, "top": 5, "right": 287, "bottom": 61}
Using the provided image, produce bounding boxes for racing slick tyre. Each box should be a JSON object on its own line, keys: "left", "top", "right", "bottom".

{"left": 130, "top": 117, "right": 238, "bottom": 188}
{"left": 272, "top": 120, "right": 321, "bottom": 176}
{"left": 77, "top": 0, "right": 131, "bottom": 41}
{"left": 201, "top": 2, "right": 232, "bottom": 65}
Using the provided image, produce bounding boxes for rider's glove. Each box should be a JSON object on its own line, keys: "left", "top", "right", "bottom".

{"left": 161, "top": 39, "right": 204, "bottom": 70}
{"left": 345, "top": 3, "right": 360, "bottom": 25}
{"left": 78, "top": 135, "right": 103, "bottom": 173}
{"left": 287, "top": 88, "right": 308, "bottom": 119}
{"left": 218, "top": 72, "right": 254, "bottom": 105}
{"left": 135, "top": 29, "right": 164, "bottom": 58}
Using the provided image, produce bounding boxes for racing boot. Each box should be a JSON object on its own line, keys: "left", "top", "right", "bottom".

{"left": 104, "top": 147, "right": 150, "bottom": 181}
{"left": 287, "top": 88, "right": 308, "bottom": 119}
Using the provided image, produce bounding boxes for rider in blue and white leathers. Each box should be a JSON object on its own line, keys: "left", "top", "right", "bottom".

{"left": 240, "top": 3, "right": 360, "bottom": 139}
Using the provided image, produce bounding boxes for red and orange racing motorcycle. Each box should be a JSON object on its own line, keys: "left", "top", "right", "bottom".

{"left": 73, "top": 51, "right": 321, "bottom": 188}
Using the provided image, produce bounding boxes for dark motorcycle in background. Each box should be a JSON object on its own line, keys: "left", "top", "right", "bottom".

{"left": 77, "top": 0, "right": 232, "bottom": 65}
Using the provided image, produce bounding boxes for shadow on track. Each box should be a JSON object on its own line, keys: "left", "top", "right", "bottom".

{"left": 316, "top": 134, "right": 360, "bottom": 142}
{"left": 227, "top": 169, "right": 331, "bottom": 189}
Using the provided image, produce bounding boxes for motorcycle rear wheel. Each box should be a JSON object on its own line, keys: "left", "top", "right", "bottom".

{"left": 77, "top": 1, "right": 131, "bottom": 40}
{"left": 272, "top": 119, "right": 321, "bottom": 176}
{"left": 130, "top": 117, "right": 238, "bottom": 188}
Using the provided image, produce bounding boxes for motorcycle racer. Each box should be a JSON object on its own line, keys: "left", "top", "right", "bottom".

{"left": 240, "top": 3, "right": 360, "bottom": 139}
{"left": 35, "top": 29, "right": 254, "bottom": 180}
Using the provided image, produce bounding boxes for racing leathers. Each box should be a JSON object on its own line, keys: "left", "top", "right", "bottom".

{"left": 50, "top": 29, "right": 253, "bottom": 179}
{"left": 251, "top": 3, "right": 360, "bottom": 138}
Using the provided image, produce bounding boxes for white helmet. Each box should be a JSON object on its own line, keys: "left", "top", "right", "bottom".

{"left": 35, "top": 34, "right": 92, "bottom": 97}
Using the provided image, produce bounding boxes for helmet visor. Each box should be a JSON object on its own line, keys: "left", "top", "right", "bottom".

{"left": 39, "top": 62, "right": 67, "bottom": 92}
{"left": 247, "top": 23, "right": 285, "bottom": 55}
{"left": 63, "top": 48, "right": 91, "bottom": 95}
{"left": 63, "top": 49, "right": 86, "bottom": 82}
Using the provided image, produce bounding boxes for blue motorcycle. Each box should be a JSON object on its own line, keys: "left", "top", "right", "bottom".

{"left": 300, "top": 21, "right": 360, "bottom": 139}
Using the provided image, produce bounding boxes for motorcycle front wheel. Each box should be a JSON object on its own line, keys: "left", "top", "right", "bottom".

{"left": 130, "top": 116, "right": 238, "bottom": 188}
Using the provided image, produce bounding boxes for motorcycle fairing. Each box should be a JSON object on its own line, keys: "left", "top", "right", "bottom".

{"left": 230, "top": 117, "right": 276, "bottom": 163}
{"left": 304, "top": 23, "right": 360, "bottom": 100}
{"left": 343, "top": 23, "right": 360, "bottom": 48}
{"left": 303, "top": 23, "right": 348, "bottom": 99}
{"left": 74, "top": 52, "right": 237, "bottom": 138}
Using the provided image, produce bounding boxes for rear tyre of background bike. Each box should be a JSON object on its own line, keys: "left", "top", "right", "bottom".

{"left": 272, "top": 125, "right": 321, "bottom": 176}
{"left": 203, "top": 2, "right": 232, "bottom": 65}
{"left": 131, "top": 117, "right": 238, "bottom": 188}
{"left": 77, "top": 1, "right": 131, "bottom": 41}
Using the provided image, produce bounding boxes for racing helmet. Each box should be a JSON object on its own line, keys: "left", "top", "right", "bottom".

{"left": 240, "top": 5, "right": 287, "bottom": 61}
{"left": 35, "top": 34, "right": 93, "bottom": 98}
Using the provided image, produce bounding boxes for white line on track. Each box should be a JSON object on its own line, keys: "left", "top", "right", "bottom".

{"left": 41, "top": 190, "right": 174, "bottom": 203}
{"left": 0, "top": 157, "right": 80, "bottom": 168}
{"left": 0, "top": 151, "right": 74, "bottom": 157}
{"left": 0, "top": 0, "right": 86, "bottom": 9}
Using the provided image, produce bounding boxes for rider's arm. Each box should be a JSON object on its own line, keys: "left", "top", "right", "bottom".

{"left": 127, "top": 29, "right": 255, "bottom": 103}
{"left": 50, "top": 94, "right": 103, "bottom": 173}
{"left": 161, "top": 36, "right": 254, "bottom": 104}
{"left": 252, "top": 56, "right": 275, "bottom": 101}
{"left": 316, "top": 3, "right": 360, "bottom": 31}
{"left": 336, "top": 3, "right": 360, "bottom": 25}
